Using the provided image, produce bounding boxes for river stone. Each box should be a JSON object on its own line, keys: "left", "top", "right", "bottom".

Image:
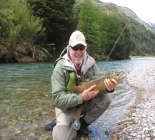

{"left": 127, "top": 63, "right": 155, "bottom": 89}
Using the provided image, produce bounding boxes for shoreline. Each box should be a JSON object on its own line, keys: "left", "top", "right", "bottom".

{"left": 111, "top": 64, "right": 155, "bottom": 140}
{"left": 129, "top": 56, "right": 155, "bottom": 58}
{"left": 110, "top": 89, "right": 155, "bottom": 140}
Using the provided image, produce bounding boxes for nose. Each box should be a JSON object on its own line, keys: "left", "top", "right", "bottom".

{"left": 76, "top": 49, "right": 82, "bottom": 53}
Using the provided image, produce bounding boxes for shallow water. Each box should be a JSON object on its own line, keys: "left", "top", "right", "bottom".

{"left": 0, "top": 57, "right": 155, "bottom": 139}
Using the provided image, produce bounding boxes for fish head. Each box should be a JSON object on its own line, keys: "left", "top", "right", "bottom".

{"left": 110, "top": 72, "right": 126, "bottom": 81}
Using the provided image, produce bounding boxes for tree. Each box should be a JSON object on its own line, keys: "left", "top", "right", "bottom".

{"left": 0, "top": 0, "right": 46, "bottom": 62}
{"left": 28, "top": 0, "right": 76, "bottom": 53}
{"left": 77, "top": 0, "right": 128, "bottom": 59}
{"left": 78, "top": 0, "right": 106, "bottom": 56}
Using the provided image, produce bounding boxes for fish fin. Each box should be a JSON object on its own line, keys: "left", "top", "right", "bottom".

{"left": 94, "top": 90, "right": 100, "bottom": 94}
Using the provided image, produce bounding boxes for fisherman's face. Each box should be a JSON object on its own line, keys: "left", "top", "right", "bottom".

{"left": 69, "top": 44, "right": 86, "bottom": 65}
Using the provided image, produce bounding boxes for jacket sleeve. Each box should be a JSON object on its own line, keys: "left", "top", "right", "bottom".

{"left": 51, "top": 60, "right": 83, "bottom": 110}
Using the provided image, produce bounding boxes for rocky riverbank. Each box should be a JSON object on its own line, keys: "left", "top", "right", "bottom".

{"left": 109, "top": 64, "right": 155, "bottom": 140}
{"left": 110, "top": 89, "right": 155, "bottom": 140}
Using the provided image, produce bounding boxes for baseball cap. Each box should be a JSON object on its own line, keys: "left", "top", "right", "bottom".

{"left": 69, "top": 30, "right": 87, "bottom": 47}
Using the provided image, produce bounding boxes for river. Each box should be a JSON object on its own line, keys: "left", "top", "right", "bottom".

{"left": 0, "top": 57, "right": 155, "bottom": 140}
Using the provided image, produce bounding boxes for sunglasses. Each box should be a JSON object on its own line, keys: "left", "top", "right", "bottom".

{"left": 71, "top": 45, "right": 86, "bottom": 51}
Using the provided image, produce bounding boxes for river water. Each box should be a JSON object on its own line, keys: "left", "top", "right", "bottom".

{"left": 0, "top": 57, "right": 155, "bottom": 140}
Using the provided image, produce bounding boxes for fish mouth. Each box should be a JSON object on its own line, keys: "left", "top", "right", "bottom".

{"left": 110, "top": 72, "right": 126, "bottom": 80}
{"left": 118, "top": 72, "right": 126, "bottom": 80}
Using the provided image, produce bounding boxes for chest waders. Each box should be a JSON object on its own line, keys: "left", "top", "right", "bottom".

{"left": 66, "top": 71, "right": 86, "bottom": 91}
{"left": 65, "top": 71, "right": 85, "bottom": 130}
{"left": 65, "top": 72, "right": 91, "bottom": 130}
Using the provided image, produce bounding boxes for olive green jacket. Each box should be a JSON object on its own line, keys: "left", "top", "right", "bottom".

{"left": 51, "top": 47, "right": 102, "bottom": 112}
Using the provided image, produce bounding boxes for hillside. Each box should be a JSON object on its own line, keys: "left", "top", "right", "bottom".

{"left": 0, "top": 0, "right": 154, "bottom": 63}
{"left": 91, "top": 0, "right": 155, "bottom": 57}
{"left": 93, "top": 0, "right": 155, "bottom": 33}
{"left": 118, "top": 6, "right": 155, "bottom": 33}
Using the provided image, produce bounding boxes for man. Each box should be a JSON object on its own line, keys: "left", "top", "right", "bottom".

{"left": 51, "top": 30, "right": 117, "bottom": 140}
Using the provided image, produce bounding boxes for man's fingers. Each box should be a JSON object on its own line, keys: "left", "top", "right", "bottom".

{"left": 82, "top": 85, "right": 97, "bottom": 101}
{"left": 111, "top": 79, "right": 117, "bottom": 84}
{"left": 87, "top": 85, "right": 96, "bottom": 91}
{"left": 104, "top": 78, "right": 117, "bottom": 91}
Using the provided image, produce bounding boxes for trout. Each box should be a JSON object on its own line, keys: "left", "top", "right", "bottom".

{"left": 71, "top": 72, "right": 126, "bottom": 94}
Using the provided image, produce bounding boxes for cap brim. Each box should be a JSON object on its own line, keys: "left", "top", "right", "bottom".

{"left": 70, "top": 41, "right": 87, "bottom": 47}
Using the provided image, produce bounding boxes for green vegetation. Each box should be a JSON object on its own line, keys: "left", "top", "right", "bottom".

{"left": 27, "top": 0, "right": 76, "bottom": 52}
{"left": 129, "top": 19, "right": 155, "bottom": 56}
{"left": 0, "top": 0, "right": 155, "bottom": 63}
{"left": 0, "top": 0, "right": 46, "bottom": 62}
{"left": 77, "top": 0, "right": 132, "bottom": 59}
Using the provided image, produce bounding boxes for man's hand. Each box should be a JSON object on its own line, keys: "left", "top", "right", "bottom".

{"left": 82, "top": 85, "right": 97, "bottom": 101}
{"left": 104, "top": 79, "right": 117, "bottom": 91}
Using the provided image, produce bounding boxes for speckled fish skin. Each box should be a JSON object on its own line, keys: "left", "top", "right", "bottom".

{"left": 71, "top": 72, "right": 126, "bottom": 94}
